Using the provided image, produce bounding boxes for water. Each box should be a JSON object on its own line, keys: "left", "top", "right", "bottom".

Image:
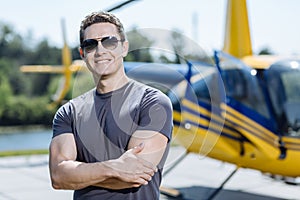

{"left": 0, "top": 129, "right": 52, "bottom": 151}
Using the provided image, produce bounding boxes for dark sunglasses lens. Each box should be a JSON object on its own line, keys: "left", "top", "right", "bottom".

{"left": 82, "top": 39, "right": 98, "bottom": 52}
{"left": 101, "top": 37, "right": 119, "bottom": 50}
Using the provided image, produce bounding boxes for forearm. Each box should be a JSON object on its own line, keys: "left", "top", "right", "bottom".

{"left": 50, "top": 134, "right": 155, "bottom": 191}
{"left": 50, "top": 160, "right": 115, "bottom": 190}
{"left": 93, "top": 177, "right": 142, "bottom": 190}
{"left": 51, "top": 154, "right": 153, "bottom": 190}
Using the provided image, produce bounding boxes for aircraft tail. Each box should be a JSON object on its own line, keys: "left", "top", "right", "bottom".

{"left": 222, "top": 0, "right": 252, "bottom": 58}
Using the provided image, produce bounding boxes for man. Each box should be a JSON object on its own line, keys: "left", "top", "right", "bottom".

{"left": 49, "top": 11, "right": 173, "bottom": 200}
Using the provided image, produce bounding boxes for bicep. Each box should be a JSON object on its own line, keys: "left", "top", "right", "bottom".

{"left": 49, "top": 133, "right": 77, "bottom": 169}
{"left": 127, "top": 130, "right": 168, "bottom": 166}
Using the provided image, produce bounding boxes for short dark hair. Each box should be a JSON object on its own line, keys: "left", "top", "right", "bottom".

{"left": 79, "top": 11, "right": 126, "bottom": 46}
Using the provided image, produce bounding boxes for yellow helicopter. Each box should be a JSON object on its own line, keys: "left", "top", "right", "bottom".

{"left": 167, "top": 0, "right": 300, "bottom": 182}
{"left": 20, "top": 0, "right": 300, "bottom": 191}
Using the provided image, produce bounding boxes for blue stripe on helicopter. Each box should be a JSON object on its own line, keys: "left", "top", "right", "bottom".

{"left": 226, "top": 97, "right": 277, "bottom": 133}
{"left": 182, "top": 104, "right": 244, "bottom": 140}
{"left": 184, "top": 119, "right": 245, "bottom": 142}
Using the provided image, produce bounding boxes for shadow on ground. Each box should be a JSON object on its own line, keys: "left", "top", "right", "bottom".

{"left": 160, "top": 185, "right": 286, "bottom": 200}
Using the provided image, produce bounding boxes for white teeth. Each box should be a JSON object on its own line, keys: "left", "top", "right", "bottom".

{"left": 96, "top": 60, "right": 110, "bottom": 64}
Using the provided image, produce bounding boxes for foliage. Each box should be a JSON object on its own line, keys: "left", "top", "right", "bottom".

{"left": 0, "top": 22, "right": 25, "bottom": 59}
{"left": 258, "top": 47, "right": 274, "bottom": 55}
{"left": 71, "top": 72, "right": 95, "bottom": 98}
{"left": 125, "top": 27, "right": 154, "bottom": 62}
{"left": 169, "top": 28, "right": 213, "bottom": 64}
{"left": 0, "top": 74, "right": 12, "bottom": 117}
{"left": 0, "top": 22, "right": 64, "bottom": 126}
{"left": 0, "top": 95, "right": 56, "bottom": 126}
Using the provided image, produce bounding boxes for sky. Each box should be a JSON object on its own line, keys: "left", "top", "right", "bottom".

{"left": 1, "top": 0, "right": 300, "bottom": 56}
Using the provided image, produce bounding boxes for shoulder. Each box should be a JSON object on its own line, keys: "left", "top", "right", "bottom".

{"left": 71, "top": 88, "right": 96, "bottom": 105}
{"left": 144, "top": 84, "right": 171, "bottom": 104}
{"left": 129, "top": 80, "right": 169, "bottom": 99}
{"left": 55, "top": 88, "right": 96, "bottom": 116}
{"left": 130, "top": 81, "right": 172, "bottom": 110}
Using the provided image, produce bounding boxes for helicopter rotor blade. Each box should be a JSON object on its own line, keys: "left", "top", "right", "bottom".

{"left": 105, "top": 0, "right": 139, "bottom": 12}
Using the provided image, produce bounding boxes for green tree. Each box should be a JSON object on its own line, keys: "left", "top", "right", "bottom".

{"left": 258, "top": 47, "right": 274, "bottom": 55}
{"left": 125, "top": 27, "right": 154, "bottom": 62}
{"left": 21, "top": 39, "right": 61, "bottom": 96}
{"left": 0, "top": 74, "right": 12, "bottom": 117}
{"left": 0, "top": 58, "right": 30, "bottom": 95}
{"left": 29, "top": 39, "right": 61, "bottom": 65}
{"left": 169, "top": 28, "right": 212, "bottom": 64}
{"left": 0, "top": 22, "right": 26, "bottom": 60}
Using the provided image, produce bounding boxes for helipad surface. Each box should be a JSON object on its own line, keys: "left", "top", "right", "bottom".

{"left": 0, "top": 147, "right": 299, "bottom": 200}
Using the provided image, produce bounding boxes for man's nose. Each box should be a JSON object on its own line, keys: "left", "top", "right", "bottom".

{"left": 95, "top": 41, "right": 106, "bottom": 53}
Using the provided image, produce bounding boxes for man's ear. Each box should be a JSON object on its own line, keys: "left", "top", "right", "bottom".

{"left": 79, "top": 47, "right": 84, "bottom": 58}
{"left": 121, "top": 41, "right": 129, "bottom": 57}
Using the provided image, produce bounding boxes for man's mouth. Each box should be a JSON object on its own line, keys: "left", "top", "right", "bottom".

{"left": 95, "top": 59, "right": 111, "bottom": 64}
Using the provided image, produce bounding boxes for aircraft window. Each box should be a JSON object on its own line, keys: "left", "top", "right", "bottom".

{"left": 266, "top": 69, "right": 284, "bottom": 117}
{"left": 282, "top": 73, "right": 300, "bottom": 104}
{"left": 278, "top": 67, "right": 300, "bottom": 137}
{"left": 167, "top": 68, "right": 216, "bottom": 106}
{"left": 223, "top": 68, "right": 269, "bottom": 118}
{"left": 193, "top": 73, "right": 225, "bottom": 106}
{"left": 266, "top": 62, "right": 300, "bottom": 117}
{"left": 223, "top": 69, "right": 247, "bottom": 99}
{"left": 192, "top": 75, "right": 211, "bottom": 103}
{"left": 266, "top": 61, "right": 300, "bottom": 136}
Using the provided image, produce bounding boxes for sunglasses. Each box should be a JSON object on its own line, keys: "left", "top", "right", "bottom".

{"left": 81, "top": 36, "right": 124, "bottom": 52}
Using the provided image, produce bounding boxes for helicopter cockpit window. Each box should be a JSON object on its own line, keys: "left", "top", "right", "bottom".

{"left": 223, "top": 69, "right": 247, "bottom": 99}
{"left": 221, "top": 61, "right": 269, "bottom": 118}
{"left": 167, "top": 68, "right": 216, "bottom": 109}
{"left": 191, "top": 75, "right": 211, "bottom": 102}
{"left": 282, "top": 72, "right": 300, "bottom": 104}
{"left": 267, "top": 61, "right": 300, "bottom": 137}
{"left": 190, "top": 68, "right": 219, "bottom": 105}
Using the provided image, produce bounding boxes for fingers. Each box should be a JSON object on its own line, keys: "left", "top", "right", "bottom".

{"left": 128, "top": 143, "right": 157, "bottom": 171}
{"left": 139, "top": 157, "right": 157, "bottom": 173}
{"left": 131, "top": 174, "right": 152, "bottom": 187}
{"left": 115, "top": 145, "right": 158, "bottom": 187}
{"left": 131, "top": 142, "right": 144, "bottom": 154}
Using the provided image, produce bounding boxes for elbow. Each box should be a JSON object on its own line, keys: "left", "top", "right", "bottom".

{"left": 52, "top": 182, "right": 61, "bottom": 190}
{"left": 50, "top": 170, "right": 72, "bottom": 190}
{"left": 50, "top": 173, "right": 64, "bottom": 190}
{"left": 50, "top": 172, "right": 80, "bottom": 190}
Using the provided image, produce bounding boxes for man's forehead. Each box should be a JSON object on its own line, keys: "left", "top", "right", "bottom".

{"left": 84, "top": 23, "right": 118, "bottom": 39}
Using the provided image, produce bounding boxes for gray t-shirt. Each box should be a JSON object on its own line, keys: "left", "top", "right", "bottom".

{"left": 52, "top": 80, "right": 173, "bottom": 200}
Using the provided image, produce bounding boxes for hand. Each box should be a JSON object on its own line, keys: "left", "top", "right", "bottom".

{"left": 103, "top": 143, "right": 157, "bottom": 188}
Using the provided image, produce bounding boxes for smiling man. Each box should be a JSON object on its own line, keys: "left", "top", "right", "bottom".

{"left": 49, "top": 11, "right": 173, "bottom": 200}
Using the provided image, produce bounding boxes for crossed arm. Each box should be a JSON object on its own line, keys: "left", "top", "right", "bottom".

{"left": 49, "top": 130, "right": 168, "bottom": 190}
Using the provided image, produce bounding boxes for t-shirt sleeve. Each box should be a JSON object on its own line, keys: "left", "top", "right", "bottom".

{"left": 52, "top": 102, "right": 73, "bottom": 138}
{"left": 137, "top": 88, "right": 173, "bottom": 142}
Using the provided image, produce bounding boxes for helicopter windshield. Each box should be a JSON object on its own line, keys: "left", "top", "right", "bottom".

{"left": 266, "top": 60, "right": 300, "bottom": 137}
{"left": 219, "top": 59, "right": 269, "bottom": 118}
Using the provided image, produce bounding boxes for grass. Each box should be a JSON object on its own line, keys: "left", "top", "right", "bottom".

{"left": 0, "top": 149, "right": 49, "bottom": 157}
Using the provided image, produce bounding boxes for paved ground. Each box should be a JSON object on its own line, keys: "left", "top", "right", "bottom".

{"left": 0, "top": 147, "right": 300, "bottom": 200}
{"left": 160, "top": 147, "right": 300, "bottom": 200}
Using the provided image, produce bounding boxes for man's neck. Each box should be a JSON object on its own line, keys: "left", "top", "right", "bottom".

{"left": 95, "top": 74, "right": 129, "bottom": 94}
